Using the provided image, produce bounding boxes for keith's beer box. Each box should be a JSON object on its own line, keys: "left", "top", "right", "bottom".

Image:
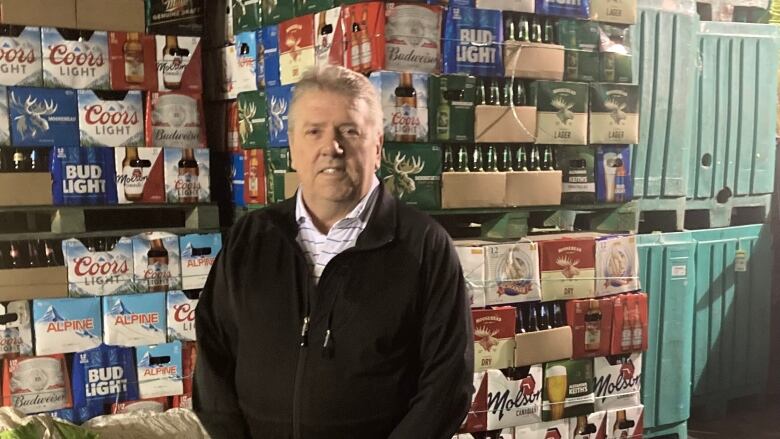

{"left": 595, "top": 235, "right": 639, "bottom": 297}
{"left": 78, "top": 90, "right": 144, "bottom": 148}
{"left": 115, "top": 147, "right": 165, "bottom": 204}
{"left": 0, "top": 26, "right": 43, "bottom": 87}
{"left": 542, "top": 358, "right": 595, "bottom": 422}
{"left": 164, "top": 148, "right": 210, "bottom": 203}
{"left": 167, "top": 290, "right": 198, "bottom": 342}
{"left": 460, "top": 371, "right": 487, "bottom": 433}
{"left": 369, "top": 71, "right": 429, "bottom": 143}
{"left": 132, "top": 232, "right": 183, "bottom": 293}
{"left": 314, "top": 6, "right": 345, "bottom": 68}
{"left": 103, "top": 293, "right": 167, "bottom": 347}
{"left": 234, "top": 31, "right": 259, "bottom": 95}
{"left": 0, "top": 301, "right": 33, "bottom": 357}
{"left": 485, "top": 366, "right": 544, "bottom": 429}
{"left": 33, "top": 297, "right": 103, "bottom": 355}
{"left": 41, "top": 29, "right": 109, "bottom": 90}
{"left": 536, "top": 235, "right": 596, "bottom": 301}
{"left": 145, "top": 91, "right": 206, "bottom": 149}
{"left": 108, "top": 32, "right": 158, "bottom": 91}
{"left": 569, "top": 411, "right": 607, "bottom": 439}
{"left": 135, "top": 341, "right": 184, "bottom": 399}
{"left": 341, "top": 2, "right": 386, "bottom": 74}
{"left": 51, "top": 146, "right": 118, "bottom": 205}
{"left": 232, "top": 151, "right": 245, "bottom": 206}
{"left": 484, "top": 242, "right": 541, "bottom": 305}
{"left": 261, "top": 25, "right": 281, "bottom": 88}
{"left": 605, "top": 405, "right": 643, "bottom": 439}
{"left": 0, "top": 87, "right": 8, "bottom": 146}
{"left": 279, "top": 15, "right": 315, "bottom": 85}
{"left": 8, "top": 87, "right": 78, "bottom": 148}
{"left": 514, "top": 419, "right": 571, "bottom": 439}
{"left": 146, "top": 0, "right": 204, "bottom": 36}
{"left": 70, "top": 344, "right": 139, "bottom": 408}
{"left": 64, "top": 237, "right": 135, "bottom": 297}
{"left": 593, "top": 353, "right": 641, "bottom": 412}
{"left": 384, "top": 3, "right": 442, "bottom": 74}
{"left": 536, "top": 0, "right": 589, "bottom": 18}
{"left": 610, "top": 293, "right": 648, "bottom": 355}
{"left": 589, "top": 84, "right": 639, "bottom": 145}
{"left": 232, "top": 0, "right": 262, "bottom": 33}
{"left": 595, "top": 145, "right": 632, "bottom": 203}
{"left": 565, "top": 297, "right": 615, "bottom": 359}
{"left": 3, "top": 354, "right": 72, "bottom": 414}
{"left": 558, "top": 146, "right": 596, "bottom": 204}
{"left": 180, "top": 233, "right": 222, "bottom": 290}
{"left": 379, "top": 143, "right": 440, "bottom": 210}
{"left": 472, "top": 307, "right": 516, "bottom": 372}
{"left": 155, "top": 36, "right": 203, "bottom": 93}
{"left": 266, "top": 85, "right": 293, "bottom": 148}
{"left": 454, "top": 243, "right": 487, "bottom": 308}
{"left": 442, "top": 6, "right": 503, "bottom": 77}
{"left": 531, "top": 80, "right": 589, "bottom": 145}
{"left": 244, "top": 149, "right": 267, "bottom": 204}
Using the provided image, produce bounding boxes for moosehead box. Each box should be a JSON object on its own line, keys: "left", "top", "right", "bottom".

{"left": 557, "top": 19, "right": 600, "bottom": 50}
{"left": 33, "top": 297, "right": 103, "bottom": 355}
{"left": 595, "top": 145, "right": 632, "bottom": 203}
{"left": 63, "top": 236, "right": 135, "bottom": 297}
{"left": 261, "top": 25, "right": 281, "bottom": 87}
{"left": 78, "top": 90, "right": 144, "bottom": 148}
{"left": 265, "top": 147, "right": 291, "bottom": 203}
{"left": 108, "top": 32, "right": 158, "bottom": 91}
{"left": 237, "top": 90, "right": 268, "bottom": 148}
{"left": 589, "top": 83, "right": 639, "bottom": 144}
{"left": 266, "top": 84, "right": 293, "bottom": 147}
{"left": 263, "top": 0, "right": 295, "bottom": 25}
{"left": 564, "top": 49, "right": 599, "bottom": 82}
{"left": 442, "top": 6, "right": 503, "bottom": 76}
{"left": 384, "top": 3, "right": 442, "bottom": 74}
{"left": 536, "top": 0, "right": 590, "bottom": 19}
{"left": 103, "top": 292, "right": 167, "bottom": 347}
{"left": 532, "top": 81, "right": 589, "bottom": 145}
{"left": 232, "top": 0, "right": 262, "bottom": 33}
{"left": 8, "top": 86, "right": 78, "bottom": 147}
{"left": 145, "top": 91, "right": 206, "bottom": 148}
{"left": 51, "top": 146, "right": 118, "bottom": 205}
{"left": 543, "top": 358, "right": 595, "bottom": 422}
{"left": 114, "top": 147, "right": 165, "bottom": 204}
{"left": 379, "top": 143, "right": 440, "bottom": 209}
{"left": 314, "top": 6, "right": 344, "bottom": 68}
{"left": 429, "top": 74, "right": 476, "bottom": 143}
{"left": 145, "top": 0, "right": 204, "bottom": 35}
{"left": 42, "top": 28, "right": 109, "bottom": 90}
{"left": 556, "top": 146, "right": 596, "bottom": 204}
{"left": 279, "top": 15, "right": 316, "bottom": 86}
{"left": 369, "top": 71, "right": 429, "bottom": 143}
{"left": 0, "top": 26, "right": 43, "bottom": 87}
{"left": 537, "top": 235, "right": 596, "bottom": 301}
{"left": 472, "top": 307, "right": 516, "bottom": 372}
{"left": 154, "top": 35, "right": 203, "bottom": 93}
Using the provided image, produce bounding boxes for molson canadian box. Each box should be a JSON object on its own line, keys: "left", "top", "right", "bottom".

{"left": 261, "top": 25, "right": 281, "bottom": 87}
{"left": 593, "top": 353, "right": 641, "bottom": 412}
{"left": 370, "top": 71, "right": 429, "bottom": 143}
{"left": 42, "top": 29, "right": 109, "bottom": 90}
{"left": 460, "top": 371, "right": 487, "bottom": 433}
{"left": 0, "top": 301, "right": 32, "bottom": 357}
{"left": 167, "top": 290, "right": 198, "bottom": 342}
{"left": 605, "top": 405, "right": 643, "bottom": 438}
{"left": 103, "top": 293, "right": 167, "bottom": 347}
{"left": 145, "top": 91, "right": 206, "bottom": 148}
{"left": 145, "top": 0, "right": 204, "bottom": 35}
{"left": 108, "top": 32, "right": 158, "bottom": 91}
{"left": 589, "top": 84, "right": 639, "bottom": 145}
{"left": 244, "top": 149, "right": 267, "bottom": 204}
{"left": 266, "top": 85, "right": 293, "bottom": 148}
{"left": 429, "top": 74, "right": 476, "bottom": 143}
{"left": 0, "top": 87, "right": 8, "bottom": 146}
{"left": 557, "top": 146, "right": 596, "bottom": 204}
{"left": 384, "top": 3, "right": 442, "bottom": 74}
{"left": 51, "top": 146, "right": 118, "bottom": 205}
{"left": 342, "top": 2, "right": 386, "bottom": 73}
{"left": 164, "top": 148, "right": 211, "bottom": 203}
{"left": 0, "top": 26, "right": 43, "bottom": 86}
{"left": 132, "top": 232, "right": 182, "bottom": 293}
{"left": 3, "top": 354, "right": 72, "bottom": 414}
{"left": 543, "top": 358, "right": 595, "bottom": 421}
{"left": 237, "top": 90, "right": 268, "bottom": 148}
{"left": 180, "top": 233, "right": 221, "bottom": 290}
{"left": 536, "top": 0, "right": 590, "bottom": 18}
{"left": 154, "top": 36, "right": 202, "bottom": 93}
{"left": 234, "top": 31, "right": 259, "bottom": 95}
{"left": 78, "top": 90, "right": 144, "bottom": 148}
{"left": 314, "top": 6, "right": 344, "bottom": 68}
{"left": 486, "top": 366, "right": 544, "bottom": 429}
{"left": 33, "top": 297, "right": 102, "bottom": 355}
{"left": 8, "top": 87, "right": 78, "bottom": 148}
{"left": 279, "top": 15, "right": 316, "bottom": 85}
{"left": 442, "top": 6, "right": 503, "bottom": 77}
{"left": 532, "top": 80, "right": 589, "bottom": 145}
{"left": 115, "top": 147, "right": 165, "bottom": 204}
{"left": 71, "top": 344, "right": 139, "bottom": 408}
{"left": 64, "top": 236, "right": 135, "bottom": 297}
{"left": 595, "top": 235, "right": 639, "bottom": 297}
{"left": 484, "top": 242, "right": 541, "bottom": 305}
{"left": 514, "top": 419, "right": 571, "bottom": 439}
{"left": 610, "top": 293, "right": 647, "bottom": 355}
{"left": 595, "top": 145, "right": 632, "bottom": 203}
{"left": 570, "top": 411, "right": 607, "bottom": 439}
{"left": 379, "top": 143, "right": 440, "bottom": 210}
{"left": 472, "top": 307, "right": 516, "bottom": 372}
{"left": 232, "top": 0, "right": 262, "bottom": 33}
{"left": 454, "top": 243, "right": 487, "bottom": 308}
{"left": 536, "top": 235, "right": 596, "bottom": 301}
{"left": 136, "top": 341, "right": 183, "bottom": 398}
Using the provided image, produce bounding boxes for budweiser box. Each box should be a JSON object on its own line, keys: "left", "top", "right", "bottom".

{"left": 0, "top": 26, "right": 43, "bottom": 86}
{"left": 595, "top": 146, "right": 632, "bottom": 203}
{"left": 0, "top": 87, "right": 8, "bottom": 146}
{"left": 164, "top": 148, "right": 210, "bottom": 203}
{"left": 536, "top": 235, "right": 596, "bottom": 301}
{"left": 314, "top": 6, "right": 344, "bottom": 68}
{"left": 341, "top": 2, "right": 386, "bottom": 74}
{"left": 132, "top": 232, "right": 182, "bottom": 293}
{"left": 557, "top": 146, "right": 596, "bottom": 205}
{"left": 593, "top": 353, "right": 641, "bottom": 412}
{"left": 33, "top": 297, "right": 102, "bottom": 355}
{"left": 476, "top": 0, "right": 534, "bottom": 13}
{"left": 232, "top": 151, "right": 245, "bottom": 206}
{"left": 279, "top": 15, "right": 315, "bottom": 85}
{"left": 589, "top": 0, "right": 636, "bottom": 25}
{"left": 232, "top": 0, "right": 262, "bottom": 33}
{"left": 145, "top": 91, "right": 206, "bottom": 148}
{"left": 8, "top": 86, "right": 78, "bottom": 147}
{"left": 605, "top": 405, "right": 643, "bottom": 439}
{"left": 51, "top": 146, "right": 118, "bottom": 205}
{"left": 78, "top": 90, "right": 144, "bottom": 148}
{"left": 262, "top": 0, "right": 295, "bottom": 25}
{"left": 0, "top": 301, "right": 32, "bottom": 357}
{"left": 265, "top": 147, "right": 292, "bottom": 203}
{"left": 135, "top": 341, "right": 183, "bottom": 398}
{"left": 484, "top": 241, "right": 541, "bottom": 305}
{"left": 63, "top": 236, "right": 135, "bottom": 297}
{"left": 595, "top": 235, "right": 639, "bottom": 297}
{"left": 570, "top": 411, "right": 607, "bottom": 439}
{"left": 460, "top": 371, "right": 487, "bottom": 433}
{"left": 589, "top": 84, "right": 639, "bottom": 145}
{"left": 103, "top": 292, "right": 167, "bottom": 347}
{"left": 266, "top": 84, "right": 293, "bottom": 148}
{"left": 244, "top": 148, "right": 267, "bottom": 204}
{"left": 429, "top": 74, "right": 476, "bottom": 143}
{"left": 41, "top": 28, "right": 109, "bottom": 90}
{"left": 145, "top": 0, "right": 204, "bottom": 35}
{"left": 514, "top": 419, "right": 571, "bottom": 439}
{"left": 108, "top": 32, "right": 158, "bottom": 91}
{"left": 530, "top": 80, "right": 589, "bottom": 145}
{"left": 369, "top": 71, "right": 429, "bottom": 143}
{"left": 566, "top": 298, "right": 614, "bottom": 359}
{"left": 167, "top": 290, "right": 198, "bottom": 342}
{"left": 486, "top": 366, "right": 544, "bottom": 429}
{"left": 543, "top": 358, "right": 595, "bottom": 422}
{"left": 154, "top": 35, "right": 202, "bottom": 93}
{"left": 233, "top": 31, "right": 259, "bottom": 95}
{"left": 610, "top": 293, "right": 647, "bottom": 355}
{"left": 237, "top": 90, "right": 268, "bottom": 148}
{"left": 472, "top": 306, "right": 516, "bottom": 372}
{"left": 384, "top": 3, "right": 442, "bottom": 74}
{"left": 115, "top": 147, "right": 165, "bottom": 204}
{"left": 379, "top": 143, "right": 440, "bottom": 210}
{"left": 442, "top": 6, "right": 503, "bottom": 77}
{"left": 536, "top": 0, "right": 589, "bottom": 18}
{"left": 180, "top": 232, "right": 221, "bottom": 290}
{"left": 454, "top": 243, "right": 487, "bottom": 308}
{"left": 3, "top": 354, "right": 72, "bottom": 414}
{"left": 260, "top": 25, "right": 280, "bottom": 87}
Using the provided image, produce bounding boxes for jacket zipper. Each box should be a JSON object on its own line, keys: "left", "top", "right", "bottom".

{"left": 292, "top": 249, "right": 311, "bottom": 439}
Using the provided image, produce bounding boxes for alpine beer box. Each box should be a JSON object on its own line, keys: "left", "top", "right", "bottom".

{"left": 41, "top": 28, "right": 109, "bottom": 90}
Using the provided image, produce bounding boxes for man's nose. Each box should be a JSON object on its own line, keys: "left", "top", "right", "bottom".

{"left": 319, "top": 130, "right": 344, "bottom": 156}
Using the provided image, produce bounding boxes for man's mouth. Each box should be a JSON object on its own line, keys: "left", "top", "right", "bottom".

{"left": 320, "top": 167, "right": 345, "bottom": 175}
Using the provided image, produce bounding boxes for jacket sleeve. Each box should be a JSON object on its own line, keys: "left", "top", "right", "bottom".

{"left": 389, "top": 226, "right": 475, "bottom": 439}
{"left": 193, "top": 227, "right": 252, "bottom": 439}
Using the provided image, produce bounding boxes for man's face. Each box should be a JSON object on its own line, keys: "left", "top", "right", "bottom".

{"left": 290, "top": 89, "right": 382, "bottom": 208}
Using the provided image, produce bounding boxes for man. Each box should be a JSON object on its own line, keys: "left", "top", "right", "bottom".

{"left": 194, "top": 65, "right": 473, "bottom": 439}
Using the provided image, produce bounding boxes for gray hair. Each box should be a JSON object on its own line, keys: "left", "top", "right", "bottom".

{"left": 288, "top": 65, "right": 383, "bottom": 134}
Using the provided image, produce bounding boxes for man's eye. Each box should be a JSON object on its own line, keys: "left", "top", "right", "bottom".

{"left": 341, "top": 128, "right": 360, "bottom": 137}
{"left": 305, "top": 128, "right": 320, "bottom": 136}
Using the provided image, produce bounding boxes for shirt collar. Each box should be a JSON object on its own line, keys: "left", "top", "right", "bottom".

{"left": 295, "top": 175, "right": 381, "bottom": 227}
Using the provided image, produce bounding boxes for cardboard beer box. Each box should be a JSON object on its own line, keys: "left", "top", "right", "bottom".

{"left": 111, "top": 397, "right": 168, "bottom": 414}
{"left": 178, "top": 341, "right": 196, "bottom": 399}
{"left": 0, "top": 301, "right": 32, "bottom": 357}
{"left": 232, "top": 151, "right": 245, "bottom": 206}
{"left": 536, "top": 235, "right": 596, "bottom": 301}
{"left": 70, "top": 344, "right": 139, "bottom": 409}
{"left": 8, "top": 86, "right": 78, "bottom": 147}
{"left": 33, "top": 297, "right": 102, "bottom": 355}
{"left": 115, "top": 147, "right": 165, "bottom": 204}
{"left": 167, "top": 290, "right": 198, "bottom": 342}
{"left": 261, "top": 25, "right": 281, "bottom": 87}
{"left": 232, "top": 0, "right": 262, "bottom": 33}
{"left": 557, "top": 19, "right": 600, "bottom": 52}
{"left": 475, "top": 0, "right": 534, "bottom": 13}
{"left": 145, "top": 91, "right": 206, "bottom": 148}
{"left": 341, "top": 2, "right": 386, "bottom": 74}
{"left": 565, "top": 298, "right": 614, "bottom": 359}
{"left": 262, "top": 0, "right": 295, "bottom": 25}
{"left": 369, "top": 71, "right": 429, "bottom": 143}
{"left": 164, "top": 148, "right": 210, "bottom": 203}
{"left": 227, "top": 101, "right": 241, "bottom": 152}
{"left": 314, "top": 6, "right": 344, "bottom": 68}
{"left": 429, "top": 74, "right": 476, "bottom": 143}
{"left": 145, "top": 0, "right": 204, "bottom": 36}
{"left": 593, "top": 353, "right": 641, "bottom": 412}
{"left": 154, "top": 35, "right": 202, "bottom": 93}
{"left": 244, "top": 148, "right": 267, "bottom": 204}
{"left": 483, "top": 242, "right": 541, "bottom": 305}
{"left": 379, "top": 143, "right": 440, "bottom": 210}
{"left": 486, "top": 366, "right": 544, "bottom": 429}
{"left": 78, "top": 90, "right": 144, "bottom": 148}
{"left": 536, "top": 0, "right": 589, "bottom": 18}
{"left": 234, "top": 31, "right": 259, "bottom": 95}
{"left": 103, "top": 292, "right": 167, "bottom": 347}
{"left": 595, "top": 146, "right": 632, "bottom": 203}
{"left": 135, "top": 341, "right": 184, "bottom": 398}
{"left": 63, "top": 236, "right": 135, "bottom": 297}
{"left": 265, "top": 147, "right": 291, "bottom": 203}
{"left": 0, "top": 87, "right": 8, "bottom": 146}
{"left": 266, "top": 85, "right": 293, "bottom": 148}
{"left": 570, "top": 411, "right": 607, "bottom": 439}
{"left": 42, "top": 28, "right": 109, "bottom": 90}
{"left": 472, "top": 307, "right": 516, "bottom": 372}
{"left": 454, "top": 243, "right": 487, "bottom": 309}
{"left": 598, "top": 25, "right": 632, "bottom": 84}
{"left": 589, "top": 84, "right": 638, "bottom": 145}
{"left": 531, "top": 81, "right": 589, "bottom": 145}
{"left": 589, "top": 0, "right": 636, "bottom": 25}
{"left": 459, "top": 371, "right": 487, "bottom": 433}
{"left": 237, "top": 90, "right": 268, "bottom": 148}
{"left": 51, "top": 146, "right": 118, "bottom": 205}
{"left": 180, "top": 233, "right": 222, "bottom": 290}
{"left": 297, "top": 0, "right": 333, "bottom": 14}
{"left": 132, "top": 232, "right": 182, "bottom": 293}
{"left": 543, "top": 358, "right": 595, "bottom": 422}
{"left": 564, "top": 49, "right": 599, "bottom": 82}
{"left": 605, "top": 405, "right": 643, "bottom": 439}
{"left": 384, "top": 3, "right": 442, "bottom": 74}
{"left": 610, "top": 293, "right": 647, "bottom": 355}
{"left": 442, "top": 6, "right": 503, "bottom": 77}
{"left": 0, "top": 26, "right": 43, "bottom": 86}
{"left": 595, "top": 235, "right": 639, "bottom": 297}
{"left": 3, "top": 354, "right": 72, "bottom": 414}
{"left": 108, "top": 32, "right": 158, "bottom": 91}
{"left": 514, "top": 419, "right": 571, "bottom": 439}
{"left": 279, "top": 15, "right": 316, "bottom": 86}
{"left": 557, "top": 146, "right": 596, "bottom": 204}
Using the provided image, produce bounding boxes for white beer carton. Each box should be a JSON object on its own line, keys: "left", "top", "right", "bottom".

{"left": 0, "top": 87, "right": 8, "bottom": 146}
{"left": 515, "top": 419, "right": 571, "bottom": 439}
{"left": 605, "top": 405, "right": 643, "bottom": 439}
{"left": 115, "top": 147, "right": 165, "bottom": 204}
{"left": 33, "top": 297, "right": 102, "bottom": 355}
{"left": 103, "top": 293, "right": 167, "bottom": 347}
{"left": 484, "top": 242, "right": 541, "bottom": 305}
{"left": 314, "top": 6, "right": 344, "bottom": 67}
{"left": 455, "top": 243, "right": 486, "bottom": 308}
{"left": 384, "top": 3, "right": 442, "bottom": 74}
{"left": 0, "top": 26, "right": 43, "bottom": 86}
{"left": 164, "top": 148, "right": 211, "bottom": 203}
{"left": 63, "top": 237, "right": 135, "bottom": 297}
{"left": 593, "top": 354, "right": 641, "bottom": 412}
{"left": 3, "top": 355, "right": 72, "bottom": 414}
{"left": 595, "top": 235, "right": 639, "bottom": 297}
{"left": 569, "top": 411, "right": 607, "bottom": 439}
{"left": 167, "top": 290, "right": 198, "bottom": 342}
{"left": 42, "top": 28, "right": 109, "bottom": 90}
{"left": 180, "top": 233, "right": 222, "bottom": 290}
{"left": 155, "top": 36, "right": 202, "bottom": 92}
{"left": 136, "top": 341, "right": 184, "bottom": 398}
{"left": 78, "top": 90, "right": 144, "bottom": 148}
{"left": 0, "top": 301, "right": 32, "bottom": 357}
{"left": 132, "top": 232, "right": 182, "bottom": 293}
{"left": 486, "top": 366, "right": 544, "bottom": 429}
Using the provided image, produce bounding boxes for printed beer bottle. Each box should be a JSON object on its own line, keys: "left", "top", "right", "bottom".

{"left": 124, "top": 32, "right": 145, "bottom": 85}
{"left": 121, "top": 147, "right": 147, "bottom": 202}
{"left": 163, "top": 36, "right": 184, "bottom": 89}
{"left": 177, "top": 149, "right": 200, "bottom": 203}
{"left": 146, "top": 238, "right": 170, "bottom": 292}
{"left": 394, "top": 73, "right": 417, "bottom": 142}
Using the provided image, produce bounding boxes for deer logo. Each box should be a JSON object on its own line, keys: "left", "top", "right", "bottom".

{"left": 475, "top": 326, "right": 499, "bottom": 352}
{"left": 10, "top": 92, "right": 58, "bottom": 140}
{"left": 552, "top": 96, "right": 574, "bottom": 125}
{"left": 381, "top": 150, "right": 424, "bottom": 198}
{"left": 238, "top": 100, "right": 256, "bottom": 144}
{"left": 605, "top": 97, "right": 627, "bottom": 124}
{"left": 556, "top": 255, "right": 581, "bottom": 278}
{"left": 269, "top": 95, "right": 287, "bottom": 137}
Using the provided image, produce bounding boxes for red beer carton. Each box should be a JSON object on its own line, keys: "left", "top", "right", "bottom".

{"left": 570, "top": 411, "right": 607, "bottom": 439}
{"left": 314, "top": 6, "right": 345, "bottom": 67}
{"left": 610, "top": 293, "right": 648, "bottom": 355}
{"left": 279, "top": 15, "right": 316, "bottom": 85}
{"left": 459, "top": 371, "right": 488, "bottom": 433}
{"left": 145, "top": 91, "right": 206, "bottom": 148}
{"left": 42, "top": 28, "right": 109, "bottom": 90}
{"left": 566, "top": 298, "right": 615, "bottom": 359}
{"left": 486, "top": 366, "right": 544, "bottom": 429}
{"left": 108, "top": 32, "right": 158, "bottom": 91}
{"left": 243, "top": 149, "right": 267, "bottom": 205}
{"left": 3, "top": 354, "right": 73, "bottom": 414}
{"left": 155, "top": 35, "right": 202, "bottom": 93}
{"left": 341, "top": 2, "right": 385, "bottom": 73}
{"left": 537, "top": 236, "right": 597, "bottom": 301}
{"left": 472, "top": 306, "right": 516, "bottom": 372}
{"left": 78, "top": 90, "right": 144, "bottom": 148}
{"left": 227, "top": 101, "right": 240, "bottom": 152}
{"left": 605, "top": 405, "right": 643, "bottom": 439}
{"left": 114, "top": 147, "right": 165, "bottom": 204}
{"left": 0, "top": 26, "right": 43, "bottom": 87}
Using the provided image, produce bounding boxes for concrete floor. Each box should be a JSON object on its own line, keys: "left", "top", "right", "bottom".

{"left": 687, "top": 399, "right": 780, "bottom": 438}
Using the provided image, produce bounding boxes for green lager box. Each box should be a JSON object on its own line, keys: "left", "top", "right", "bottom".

{"left": 531, "top": 81, "right": 589, "bottom": 145}
{"left": 263, "top": 0, "right": 295, "bottom": 25}
{"left": 599, "top": 53, "right": 633, "bottom": 83}
{"left": 556, "top": 145, "right": 596, "bottom": 204}
{"left": 296, "top": 0, "right": 334, "bottom": 15}
{"left": 564, "top": 49, "right": 600, "bottom": 82}
{"left": 265, "top": 147, "right": 292, "bottom": 203}
{"left": 542, "top": 358, "right": 595, "bottom": 422}
{"left": 380, "top": 143, "right": 441, "bottom": 210}
{"left": 556, "top": 19, "right": 600, "bottom": 51}
{"left": 429, "top": 75, "right": 476, "bottom": 143}
{"left": 237, "top": 91, "right": 269, "bottom": 149}
{"left": 232, "top": 0, "right": 262, "bottom": 33}
{"left": 589, "top": 83, "right": 639, "bottom": 144}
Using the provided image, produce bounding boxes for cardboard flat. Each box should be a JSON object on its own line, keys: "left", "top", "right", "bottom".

{"left": 515, "top": 326, "right": 573, "bottom": 367}
{"left": 441, "top": 172, "right": 506, "bottom": 209}
{"left": 77, "top": 0, "right": 144, "bottom": 32}
{"left": 505, "top": 171, "right": 562, "bottom": 207}
{"left": 504, "top": 41, "right": 564, "bottom": 81}
{"left": 0, "top": 267, "right": 67, "bottom": 301}
{"left": 475, "top": 105, "right": 536, "bottom": 144}
{"left": 0, "top": 173, "right": 52, "bottom": 206}
{"left": 589, "top": 0, "right": 637, "bottom": 25}
{"left": 0, "top": 0, "right": 76, "bottom": 28}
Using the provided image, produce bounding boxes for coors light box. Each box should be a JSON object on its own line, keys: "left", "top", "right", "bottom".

{"left": 78, "top": 90, "right": 144, "bottom": 148}
{"left": 132, "top": 232, "right": 182, "bottom": 293}
{"left": 41, "top": 28, "right": 109, "bottom": 90}
{"left": 145, "top": 91, "right": 206, "bottom": 148}
{"left": 167, "top": 290, "right": 198, "bottom": 342}
{"left": 0, "top": 26, "right": 43, "bottom": 87}
{"left": 63, "top": 236, "right": 135, "bottom": 297}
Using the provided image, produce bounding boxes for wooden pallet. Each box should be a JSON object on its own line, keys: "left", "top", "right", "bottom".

{"left": 684, "top": 194, "right": 772, "bottom": 229}
{"left": 636, "top": 197, "right": 687, "bottom": 233}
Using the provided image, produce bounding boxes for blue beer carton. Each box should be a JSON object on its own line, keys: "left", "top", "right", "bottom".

{"left": 33, "top": 297, "right": 102, "bottom": 355}
{"left": 266, "top": 84, "right": 293, "bottom": 147}
{"left": 536, "top": 0, "right": 589, "bottom": 19}
{"left": 180, "top": 232, "right": 222, "bottom": 290}
{"left": 103, "top": 292, "right": 167, "bottom": 347}
{"left": 595, "top": 145, "right": 632, "bottom": 203}
{"left": 261, "top": 25, "right": 281, "bottom": 88}
{"left": 136, "top": 341, "right": 184, "bottom": 398}
{"left": 232, "top": 151, "right": 245, "bottom": 207}
{"left": 71, "top": 344, "right": 140, "bottom": 407}
{"left": 234, "top": 31, "right": 259, "bottom": 95}
{"left": 51, "top": 146, "right": 118, "bottom": 205}
{"left": 442, "top": 6, "right": 503, "bottom": 76}
{"left": 8, "top": 87, "right": 78, "bottom": 147}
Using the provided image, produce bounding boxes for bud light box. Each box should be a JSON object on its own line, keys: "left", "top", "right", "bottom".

{"left": 260, "top": 25, "right": 281, "bottom": 88}
{"left": 146, "top": 0, "right": 204, "bottom": 36}
{"left": 145, "top": 91, "right": 206, "bottom": 149}
{"left": 595, "top": 145, "right": 632, "bottom": 203}
{"left": 180, "top": 233, "right": 222, "bottom": 290}
{"left": 536, "top": 0, "right": 589, "bottom": 19}
{"left": 233, "top": 32, "right": 259, "bottom": 95}
{"left": 103, "top": 292, "right": 167, "bottom": 347}
{"left": 385, "top": 3, "right": 442, "bottom": 74}
{"left": 341, "top": 2, "right": 386, "bottom": 74}
{"left": 314, "top": 6, "right": 345, "bottom": 68}
{"left": 0, "top": 26, "right": 43, "bottom": 87}
{"left": 485, "top": 366, "right": 544, "bottom": 429}
{"left": 266, "top": 85, "right": 293, "bottom": 148}
{"left": 167, "top": 290, "right": 198, "bottom": 342}
{"left": 164, "top": 148, "right": 210, "bottom": 203}
{"left": 132, "top": 232, "right": 182, "bottom": 293}
{"left": 51, "top": 146, "right": 118, "bottom": 205}
{"left": 0, "top": 301, "right": 33, "bottom": 357}
{"left": 0, "top": 87, "right": 9, "bottom": 146}
{"left": 231, "top": 151, "right": 245, "bottom": 207}
{"left": 136, "top": 341, "right": 183, "bottom": 398}
{"left": 78, "top": 90, "right": 144, "bottom": 148}
{"left": 279, "top": 15, "right": 315, "bottom": 86}
{"left": 64, "top": 236, "right": 135, "bottom": 297}
{"left": 3, "top": 354, "right": 73, "bottom": 414}
{"left": 593, "top": 353, "right": 641, "bottom": 412}
{"left": 369, "top": 71, "right": 429, "bottom": 143}
{"left": 442, "top": 6, "right": 503, "bottom": 77}
{"left": 8, "top": 87, "right": 78, "bottom": 148}
{"left": 41, "top": 29, "right": 109, "bottom": 90}
{"left": 71, "top": 344, "right": 139, "bottom": 407}
{"left": 33, "top": 297, "right": 103, "bottom": 355}
{"left": 108, "top": 32, "right": 158, "bottom": 91}
{"left": 115, "top": 147, "right": 165, "bottom": 204}
{"left": 154, "top": 36, "right": 203, "bottom": 93}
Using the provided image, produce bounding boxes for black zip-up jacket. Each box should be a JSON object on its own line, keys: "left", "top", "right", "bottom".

{"left": 193, "top": 188, "right": 474, "bottom": 439}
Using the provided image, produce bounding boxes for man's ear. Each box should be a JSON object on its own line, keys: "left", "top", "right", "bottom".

{"left": 375, "top": 132, "right": 383, "bottom": 171}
